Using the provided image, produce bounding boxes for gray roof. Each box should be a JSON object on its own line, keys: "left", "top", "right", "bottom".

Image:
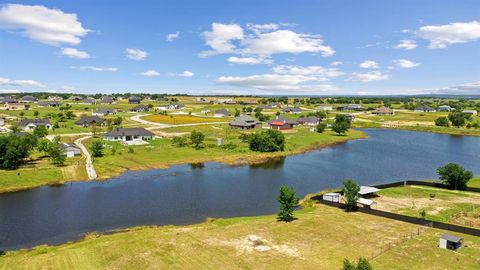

{"left": 131, "top": 104, "right": 149, "bottom": 111}
{"left": 128, "top": 96, "right": 142, "bottom": 101}
{"left": 38, "top": 101, "right": 62, "bottom": 106}
{"left": 415, "top": 105, "right": 435, "bottom": 111}
{"left": 104, "top": 127, "right": 154, "bottom": 137}
{"left": 75, "top": 116, "right": 105, "bottom": 125}
{"left": 283, "top": 107, "right": 302, "bottom": 113}
{"left": 21, "top": 95, "right": 37, "bottom": 102}
{"left": 60, "top": 143, "right": 80, "bottom": 150}
{"left": 440, "top": 234, "right": 462, "bottom": 243}
{"left": 297, "top": 116, "right": 320, "bottom": 124}
{"left": 359, "top": 186, "right": 381, "bottom": 195}
{"left": 94, "top": 108, "right": 116, "bottom": 114}
{"left": 17, "top": 118, "right": 51, "bottom": 127}
{"left": 215, "top": 109, "right": 230, "bottom": 116}
{"left": 230, "top": 115, "right": 260, "bottom": 126}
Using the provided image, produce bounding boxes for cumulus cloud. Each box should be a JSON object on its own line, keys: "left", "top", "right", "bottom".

{"left": 126, "top": 48, "right": 148, "bottom": 60}
{"left": 0, "top": 89, "right": 21, "bottom": 93}
{"left": 200, "top": 22, "right": 334, "bottom": 59}
{"left": 272, "top": 65, "right": 344, "bottom": 80}
{"left": 178, "top": 71, "right": 194, "bottom": 77}
{"left": 348, "top": 71, "right": 389, "bottom": 82}
{"left": 60, "top": 47, "right": 90, "bottom": 59}
{"left": 227, "top": 56, "right": 272, "bottom": 65}
{"left": 0, "top": 4, "right": 89, "bottom": 46}
{"left": 330, "top": 61, "right": 342, "bottom": 66}
{"left": 71, "top": 66, "right": 118, "bottom": 72}
{"left": 141, "top": 70, "right": 160, "bottom": 77}
{"left": 359, "top": 60, "right": 379, "bottom": 69}
{"left": 394, "top": 39, "right": 417, "bottom": 50}
{"left": 416, "top": 21, "right": 480, "bottom": 48}
{"left": 0, "top": 76, "right": 46, "bottom": 88}
{"left": 166, "top": 32, "right": 180, "bottom": 42}
{"left": 392, "top": 59, "right": 420, "bottom": 69}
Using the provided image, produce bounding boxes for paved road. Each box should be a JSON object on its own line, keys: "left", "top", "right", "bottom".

{"left": 130, "top": 114, "right": 228, "bottom": 129}
{"left": 74, "top": 136, "right": 97, "bottom": 180}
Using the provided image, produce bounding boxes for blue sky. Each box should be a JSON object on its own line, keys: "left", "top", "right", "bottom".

{"left": 0, "top": 0, "right": 479, "bottom": 95}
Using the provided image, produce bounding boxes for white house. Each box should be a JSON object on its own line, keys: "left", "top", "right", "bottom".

{"left": 316, "top": 105, "right": 333, "bottom": 111}
{"left": 60, "top": 143, "right": 81, "bottom": 157}
{"left": 93, "top": 109, "right": 117, "bottom": 116}
{"left": 17, "top": 119, "right": 52, "bottom": 131}
{"left": 104, "top": 128, "right": 155, "bottom": 144}
{"left": 462, "top": 110, "right": 478, "bottom": 116}
{"left": 322, "top": 192, "right": 341, "bottom": 203}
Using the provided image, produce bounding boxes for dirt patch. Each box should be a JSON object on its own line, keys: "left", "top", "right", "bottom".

{"left": 205, "top": 235, "right": 300, "bottom": 257}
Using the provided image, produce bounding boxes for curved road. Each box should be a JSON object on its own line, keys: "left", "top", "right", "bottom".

{"left": 130, "top": 114, "right": 229, "bottom": 129}
{"left": 74, "top": 136, "right": 97, "bottom": 180}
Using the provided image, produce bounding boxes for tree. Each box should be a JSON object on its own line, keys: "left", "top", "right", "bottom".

{"left": 48, "top": 142, "right": 65, "bottom": 166}
{"left": 190, "top": 130, "right": 205, "bottom": 150}
{"left": 437, "top": 163, "right": 473, "bottom": 190}
{"left": 90, "top": 140, "right": 104, "bottom": 157}
{"left": 343, "top": 259, "right": 357, "bottom": 270}
{"left": 19, "top": 112, "right": 25, "bottom": 118}
{"left": 343, "top": 257, "right": 373, "bottom": 270}
{"left": 276, "top": 185, "right": 299, "bottom": 222}
{"left": 37, "top": 138, "right": 51, "bottom": 153}
{"left": 33, "top": 110, "right": 39, "bottom": 118}
{"left": 435, "top": 117, "right": 449, "bottom": 127}
{"left": 332, "top": 121, "right": 350, "bottom": 135}
{"left": 448, "top": 112, "right": 467, "bottom": 127}
{"left": 234, "top": 108, "right": 240, "bottom": 117}
{"left": 343, "top": 179, "right": 360, "bottom": 211}
{"left": 0, "top": 134, "right": 36, "bottom": 169}
{"left": 64, "top": 111, "right": 75, "bottom": 119}
{"left": 172, "top": 136, "right": 188, "bottom": 147}
{"left": 33, "top": 125, "right": 48, "bottom": 138}
{"left": 248, "top": 129, "right": 285, "bottom": 152}
{"left": 316, "top": 122, "right": 327, "bottom": 133}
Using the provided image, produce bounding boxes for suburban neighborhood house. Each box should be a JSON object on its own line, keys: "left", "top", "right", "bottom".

{"left": 462, "top": 109, "right": 478, "bottom": 115}
{"left": 372, "top": 106, "right": 395, "bottom": 115}
{"left": 415, "top": 105, "right": 436, "bottom": 112}
{"left": 438, "top": 105, "right": 454, "bottom": 112}
{"left": 103, "top": 127, "right": 155, "bottom": 144}
{"left": 74, "top": 116, "right": 106, "bottom": 127}
{"left": 38, "top": 101, "right": 62, "bottom": 107}
{"left": 60, "top": 143, "right": 81, "bottom": 157}
{"left": 282, "top": 107, "right": 302, "bottom": 114}
{"left": 297, "top": 116, "right": 320, "bottom": 126}
{"left": 229, "top": 115, "right": 261, "bottom": 129}
{"left": 93, "top": 108, "right": 117, "bottom": 116}
{"left": 131, "top": 104, "right": 149, "bottom": 112}
{"left": 214, "top": 109, "right": 230, "bottom": 117}
{"left": 17, "top": 119, "right": 52, "bottom": 131}
{"left": 268, "top": 115, "right": 299, "bottom": 130}
{"left": 316, "top": 105, "right": 333, "bottom": 111}
{"left": 20, "top": 95, "right": 38, "bottom": 103}
{"left": 128, "top": 96, "right": 143, "bottom": 104}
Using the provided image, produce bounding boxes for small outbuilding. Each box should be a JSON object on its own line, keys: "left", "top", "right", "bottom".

{"left": 359, "top": 186, "right": 381, "bottom": 197}
{"left": 322, "top": 192, "right": 341, "bottom": 203}
{"left": 439, "top": 234, "right": 463, "bottom": 250}
{"left": 60, "top": 143, "right": 81, "bottom": 157}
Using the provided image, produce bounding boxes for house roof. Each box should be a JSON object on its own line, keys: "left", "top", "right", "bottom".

{"left": 94, "top": 109, "right": 116, "bottom": 114}
{"left": 297, "top": 116, "right": 320, "bottom": 123}
{"left": 17, "top": 118, "right": 51, "bottom": 127}
{"left": 60, "top": 143, "right": 80, "bottom": 150}
{"left": 415, "top": 105, "right": 435, "bottom": 111}
{"left": 357, "top": 198, "right": 376, "bottom": 206}
{"left": 373, "top": 106, "right": 394, "bottom": 114}
{"left": 283, "top": 107, "right": 302, "bottom": 113}
{"left": 230, "top": 115, "right": 260, "bottom": 126}
{"left": 128, "top": 96, "right": 142, "bottom": 101}
{"left": 215, "top": 109, "right": 230, "bottom": 115}
{"left": 104, "top": 127, "right": 154, "bottom": 137}
{"left": 38, "top": 101, "right": 61, "bottom": 106}
{"left": 268, "top": 115, "right": 298, "bottom": 125}
{"left": 359, "top": 186, "right": 380, "bottom": 195}
{"left": 131, "top": 104, "right": 149, "bottom": 111}
{"left": 440, "top": 234, "right": 463, "bottom": 243}
{"left": 75, "top": 116, "right": 105, "bottom": 125}
{"left": 21, "top": 95, "right": 37, "bottom": 101}
{"left": 462, "top": 110, "right": 477, "bottom": 114}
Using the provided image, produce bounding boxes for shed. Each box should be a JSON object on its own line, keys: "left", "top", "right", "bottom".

{"left": 359, "top": 186, "right": 380, "bottom": 196}
{"left": 357, "top": 198, "right": 377, "bottom": 209}
{"left": 439, "top": 234, "right": 463, "bottom": 250}
{"left": 60, "top": 143, "right": 81, "bottom": 157}
{"left": 322, "top": 192, "right": 341, "bottom": 203}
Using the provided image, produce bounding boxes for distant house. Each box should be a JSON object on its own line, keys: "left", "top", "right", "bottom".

{"left": 322, "top": 192, "right": 341, "bottom": 203}
{"left": 347, "top": 104, "right": 363, "bottom": 110}
{"left": 74, "top": 116, "right": 105, "bottom": 127}
{"left": 48, "top": 95, "right": 63, "bottom": 102}
{"left": 282, "top": 107, "right": 303, "bottom": 114}
{"left": 415, "top": 105, "right": 436, "bottom": 112}
{"left": 157, "top": 97, "right": 169, "bottom": 102}
{"left": 225, "top": 100, "right": 237, "bottom": 105}
{"left": 258, "top": 104, "right": 274, "bottom": 110}
{"left": 372, "top": 106, "right": 395, "bottom": 115}
{"left": 2, "top": 103, "right": 26, "bottom": 110}
{"left": 268, "top": 115, "right": 298, "bottom": 130}
{"left": 20, "top": 95, "right": 37, "bottom": 103}
{"left": 168, "top": 103, "right": 184, "bottom": 110}
{"left": 69, "top": 95, "right": 82, "bottom": 102}
{"left": 0, "top": 96, "right": 17, "bottom": 104}
{"left": 104, "top": 127, "right": 155, "bottom": 142}
{"left": 439, "top": 234, "right": 463, "bottom": 250}
{"left": 462, "top": 109, "right": 478, "bottom": 116}
{"left": 229, "top": 115, "right": 261, "bottom": 129}
{"left": 316, "top": 105, "right": 333, "bottom": 111}
{"left": 359, "top": 186, "right": 380, "bottom": 197}
{"left": 17, "top": 119, "right": 52, "bottom": 131}
{"left": 214, "top": 109, "right": 230, "bottom": 117}
{"left": 131, "top": 104, "right": 149, "bottom": 112}
{"left": 269, "top": 102, "right": 283, "bottom": 108}
{"left": 93, "top": 109, "right": 117, "bottom": 116}
{"left": 38, "top": 101, "right": 62, "bottom": 107}
{"left": 438, "top": 105, "right": 453, "bottom": 112}
{"left": 60, "top": 143, "right": 81, "bottom": 157}
{"left": 82, "top": 98, "right": 97, "bottom": 105}
{"left": 345, "top": 114, "right": 355, "bottom": 122}
{"left": 297, "top": 116, "right": 320, "bottom": 126}
{"left": 128, "top": 96, "right": 142, "bottom": 104}
{"left": 200, "top": 108, "right": 211, "bottom": 114}
{"left": 101, "top": 96, "right": 116, "bottom": 104}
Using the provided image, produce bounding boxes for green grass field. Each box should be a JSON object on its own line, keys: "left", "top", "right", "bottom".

{"left": 469, "top": 178, "right": 480, "bottom": 188}
{"left": 0, "top": 204, "right": 478, "bottom": 269}
{"left": 142, "top": 114, "right": 228, "bottom": 124}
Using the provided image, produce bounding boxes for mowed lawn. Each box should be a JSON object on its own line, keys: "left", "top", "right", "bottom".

{"left": 0, "top": 204, "right": 478, "bottom": 269}
{"left": 142, "top": 114, "right": 227, "bottom": 124}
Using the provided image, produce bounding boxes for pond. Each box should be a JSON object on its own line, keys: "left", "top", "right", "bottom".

{"left": 1, "top": 129, "right": 479, "bottom": 250}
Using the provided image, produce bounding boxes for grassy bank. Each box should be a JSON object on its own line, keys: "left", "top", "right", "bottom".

{"left": 89, "top": 127, "right": 366, "bottom": 179}
{"left": 0, "top": 203, "right": 478, "bottom": 269}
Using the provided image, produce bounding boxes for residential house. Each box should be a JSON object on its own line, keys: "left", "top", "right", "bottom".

{"left": 69, "top": 96, "right": 82, "bottom": 102}
{"left": 462, "top": 109, "right": 478, "bottom": 116}
{"left": 2, "top": 103, "right": 26, "bottom": 110}
{"left": 93, "top": 109, "right": 117, "bottom": 116}
{"left": 229, "top": 115, "right": 261, "bottom": 129}
{"left": 268, "top": 115, "right": 298, "bottom": 130}
{"left": 48, "top": 95, "right": 63, "bottom": 102}
{"left": 316, "top": 105, "right": 333, "bottom": 111}
{"left": 282, "top": 107, "right": 303, "bottom": 114}
{"left": 82, "top": 98, "right": 97, "bottom": 105}
{"left": 372, "top": 106, "right": 395, "bottom": 115}
{"left": 258, "top": 104, "right": 274, "bottom": 110}
{"left": 200, "top": 108, "right": 211, "bottom": 114}
{"left": 104, "top": 127, "right": 155, "bottom": 143}
{"left": 297, "top": 116, "right": 320, "bottom": 126}
{"left": 439, "top": 234, "right": 463, "bottom": 250}
{"left": 131, "top": 104, "right": 149, "bottom": 112}
{"left": 74, "top": 116, "right": 105, "bottom": 127}
{"left": 20, "top": 95, "right": 38, "bottom": 103}
{"left": 60, "top": 143, "right": 81, "bottom": 157}
{"left": 414, "top": 105, "right": 436, "bottom": 112}
{"left": 101, "top": 96, "right": 116, "bottom": 104}
{"left": 128, "top": 96, "right": 142, "bottom": 104}
{"left": 38, "top": 101, "right": 62, "bottom": 107}
{"left": 438, "top": 105, "right": 454, "bottom": 112}
{"left": 17, "top": 119, "right": 52, "bottom": 131}
{"left": 214, "top": 109, "right": 230, "bottom": 117}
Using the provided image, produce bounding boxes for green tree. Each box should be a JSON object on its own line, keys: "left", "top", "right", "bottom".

{"left": 435, "top": 117, "right": 449, "bottom": 127}
{"left": 316, "top": 122, "right": 327, "bottom": 133}
{"left": 343, "top": 258, "right": 356, "bottom": 270}
{"left": 276, "top": 185, "right": 299, "bottom": 222}
{"left": 90, "top": 140, "right": 104, "bottom": 157}
{"left": 36, "top": 138, "right": 51, "bottom": 153}
{"left": 33, "top": 110, "right": 39, "bottom": 118}
{"left": 19, "top": 112, "right": 25, "bottom": 119}
{"left": 48, "top": 142, "right": 65, "bottom": 166}
{"left": 437, "top": 163, "right": 473, "bottom": 190}
{"left": 65, "top": 111, "right": 75, "bottom": 119}
{"left": 248, "top": 129, "right": 285, "bottom": 152}
{"left": 190, "top": 130, "right": 205, "bottom": 150}
{"left": 332, "top": 121, "right": 350, "bottom": 135}
{"left": 448, "top": 112, "right": 467, "bottom": 127}
{"left": 234, "top": 108, "right": 240, "bottom": 117}
{"left": 0, "top": 134, "right": 36, "bottom": 169}
{"left": 356, "top": 257, "right": 373, "bottom": 270}
{"left": 343, "top": 179, "right": 360, "bottom": 211}
{"left": 172, "top": 136, "right": 188, "bottom": 147}
{"left": 33, "top": 125, "right": 49, "bottom": 138}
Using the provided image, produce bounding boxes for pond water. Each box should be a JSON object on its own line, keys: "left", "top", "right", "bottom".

{"left": 1, "top": 129, "right": 479, "bottom": 250}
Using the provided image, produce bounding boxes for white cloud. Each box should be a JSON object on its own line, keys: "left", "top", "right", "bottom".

{"left": 60, "top": 85, "right": 75, "bottom": 91}
{"left": 348, "top": 71, "right": 389, "bottom": 82}
{"left": 141, "top": 70, "right": 160, "bottom": 77}
{"left": 166, "top": 32, "right": 180, "bottom": 42}
{"left": 201, "top": 23, "right": 334, "bottom": 58}
{"left": 71, "top": 66, "right": 118, "bottom": 72}
{"left": 60, "top": 47, "right": 90, "bottom": 59}
{"left": 0, "top": 76, "right": 46, "bottom": 88}
{"left": 359, "top": 60, "right": 379, "bottom": 69}
{"left": 126, "top": 48, "right": 148, "bottom": 60}
{"left": 200, "top": 23, "right": 244, "bottom": 57}
{"left": 330, "top": 61, "right": 342, "bottom": 66}
{"left": 394, "top": 39, "right": 417, "bottom": 50}
{"left": 178, "top": 71, "right": 194, "bottom": 77}
{"left": 272, "top": 65, "right": 344, "bottom": 80}
{"left": 0, "top": 89, "right": 21, "bottom": 93}
{"left": 0, "top": 4, "right": 89, "bottom": 46}
{"left": 416, "top": 21, "right": 480, "bottom": 48}
{"left": 392, "top": 59, "right": 420, "bottom": 69}
{"left": 227, "top": 56, "right": 272, "bottom": 65}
